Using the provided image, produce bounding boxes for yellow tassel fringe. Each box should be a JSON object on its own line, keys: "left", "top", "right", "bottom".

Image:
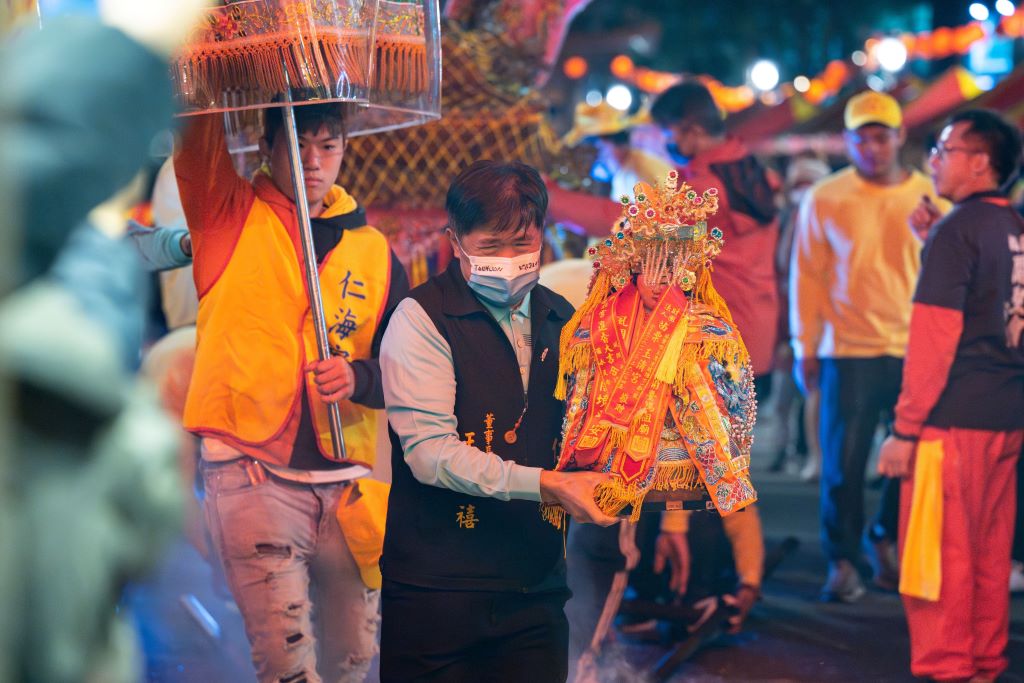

{"left": 541, "top": 461, "right": 703, "bottom": 529}
{"left": 655, "top": 315, "right": 688, "bottom": 384}
{"left": 650, "top": 460, "right": 702, "bottom": 491}
{"left": 695, "top": 268, "right": 751, "bottom": 362}
{"left": 541, "top": 503, "right": 566, "bottom": 530}
{"left": 556, "top": 271, "right": 609, "bottom": 400}
{"left": 554, "top": 343, "right": 592, "bottom": 400}
{"left": 172, "top": 34, "right": 427, "bottom": 109}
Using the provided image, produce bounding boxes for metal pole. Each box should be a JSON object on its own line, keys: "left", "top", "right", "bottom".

{"left": 280, "top": 94, "right": 348, "bottom": 462}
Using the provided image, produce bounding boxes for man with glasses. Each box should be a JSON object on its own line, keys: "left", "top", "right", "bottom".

{"left": 878, "top": 109, "right": 1024, "bottom": 683}
{"left": 790, "top": 91, "right": 948, "bottom": 602}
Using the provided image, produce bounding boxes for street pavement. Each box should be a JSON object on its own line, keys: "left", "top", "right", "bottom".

{"left": 125, "top": 413, "right": 1024, "bottom": 682}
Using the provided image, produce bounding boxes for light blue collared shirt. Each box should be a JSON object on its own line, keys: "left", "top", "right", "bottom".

{"left": 481, "top": 291, "right": 532, "bottom": 392}
{"left": 380, "top": 292, "right": 542, "bottom": 501}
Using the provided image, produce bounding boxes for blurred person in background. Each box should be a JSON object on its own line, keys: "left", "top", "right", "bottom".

{"left": 790, "top": 91, "right": 948, "bottom": 603}
{"left": 560, "top": 100, "right": 673, "bottom": 205}
{"left": 651, "top": 81, "right": 781, "bottom": 395}
{"left": 769, "top": 155, "right": 831, "bottom": 479}
{"left": 130, "top": 156, "right": 198, "bottom": 330}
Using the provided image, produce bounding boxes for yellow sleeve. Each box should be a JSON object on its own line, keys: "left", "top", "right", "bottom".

{"left": 660, "top": 509, "right": 690, "bottom": 533}
{"left": 722, "top": 505, "right": 765, "bottom": 588}
{"left": 789, "top": 191, "right": 831, "bottom": 359}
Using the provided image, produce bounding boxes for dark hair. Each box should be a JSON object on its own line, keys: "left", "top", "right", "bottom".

{"left": 263, "top": 101, "right": 347, "bottom": 148}
{"left": 445, "top": 160, "right": 548, "bottom": 238}
{"left": 947, "top": 109, "right": 1023, "bottom": 187}
{"left": 651, "top": 81, "right": 725, "bottom": 136}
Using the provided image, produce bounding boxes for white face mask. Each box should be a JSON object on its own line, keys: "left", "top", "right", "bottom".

{"left": 457, "top": 238, "right": 541, "bottom": 307}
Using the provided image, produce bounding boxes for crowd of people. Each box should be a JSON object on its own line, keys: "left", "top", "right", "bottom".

{"left": 145, "top": 82, "right": 1024, "bottom": 683}
{"left": 5, "top": 6, "right": 1024, "bottom": 683}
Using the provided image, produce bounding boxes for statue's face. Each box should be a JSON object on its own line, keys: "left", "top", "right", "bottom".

{"left": 636, "top": 271, "right": 669, "bottom": 311}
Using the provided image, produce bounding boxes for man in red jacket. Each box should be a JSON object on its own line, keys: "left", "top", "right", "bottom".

{"left": 650, "top": 82, "right": 781, "bottom": 388}
{"left": 545, "top": 82, "right": 781, "bottom": 388}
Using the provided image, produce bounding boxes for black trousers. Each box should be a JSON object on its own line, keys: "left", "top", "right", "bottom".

{"left": 380, "top": 580, "right": 570, "bottom": 683}
{"left": 819, "top": 356, "right": 902, "bottom": 563}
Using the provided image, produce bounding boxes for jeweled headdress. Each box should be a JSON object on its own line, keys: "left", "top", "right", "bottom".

{"left": 558, "top": 169, "right": 736, "bottom": 372}
{"left": 588, "top": 169, "right": 723, "bottom": 293}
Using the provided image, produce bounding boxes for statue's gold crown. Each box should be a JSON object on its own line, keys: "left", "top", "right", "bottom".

{"left": 587, "top": 170, "right": 724, "bottom": 291}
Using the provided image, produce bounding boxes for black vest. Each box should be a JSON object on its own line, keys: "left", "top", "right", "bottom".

{"left": 382, "top": 262, "right": 572, "bottom": 591}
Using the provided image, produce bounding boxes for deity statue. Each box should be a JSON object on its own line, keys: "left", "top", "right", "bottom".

{"left": 548, "top": 170, "right": 758, "bottom": 523}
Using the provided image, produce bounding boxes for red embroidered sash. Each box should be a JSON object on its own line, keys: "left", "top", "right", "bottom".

{"left": 572, "top": 284, "right": 687, "bottom": 484}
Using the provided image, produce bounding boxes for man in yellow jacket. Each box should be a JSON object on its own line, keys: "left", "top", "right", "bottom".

{"left": 790, "top": 91, "right": 947, "bottom": 603}
{"left": 176, "top": 103, "right": 408, "bottom": 683}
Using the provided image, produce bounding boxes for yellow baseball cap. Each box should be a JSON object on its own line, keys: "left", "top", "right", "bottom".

{"left": 564, "top": 101, "right": 645, "bottom": 147}
{"left": 844, "top": 91, "right": 902, "bottom": 131}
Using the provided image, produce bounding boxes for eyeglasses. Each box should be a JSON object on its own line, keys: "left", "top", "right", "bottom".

{"left": 930, "top": 143, "right": 983, "bottom": 159}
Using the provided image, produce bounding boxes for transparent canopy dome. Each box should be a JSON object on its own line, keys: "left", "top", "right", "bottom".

{"left": 172, "top": 0, "right": 441, "bottom": 137}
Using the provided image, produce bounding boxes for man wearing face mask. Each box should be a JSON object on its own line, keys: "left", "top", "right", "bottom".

{"left": 379, "top": 160, "right": 617, "bottom": 682}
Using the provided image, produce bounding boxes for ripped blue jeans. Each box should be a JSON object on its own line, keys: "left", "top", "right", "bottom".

{"left": 202, "top": 457, "right": 380, "bottom": 683}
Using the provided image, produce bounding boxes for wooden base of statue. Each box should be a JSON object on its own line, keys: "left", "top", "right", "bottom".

{"left": 632, "top": 489, "right": 715, "bottom": 514}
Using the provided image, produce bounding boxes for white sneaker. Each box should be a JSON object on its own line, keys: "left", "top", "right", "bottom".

{"left": 799, "top": 457, "right": 820, "bottom": 483}
{"left": 1011, "top": 561, "right": 1024, "bottom": 593}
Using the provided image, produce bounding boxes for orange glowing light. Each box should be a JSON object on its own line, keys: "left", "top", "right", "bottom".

{"left": 931, "top": 27, "right": 954, "bottom": 58}
{"left": 610, "top": 55, "right": 635, "bottom": 79}
{"left": 805, "top": 78, "right": 827, "bottom": 104}
{"left": 563, "top": 56, "right": 588, "bottom": 80}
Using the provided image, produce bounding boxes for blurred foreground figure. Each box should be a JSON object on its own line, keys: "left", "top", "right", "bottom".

{"left": 878, "top": 110, "right": 1024, "bottom": 683}
{"left": 0, "top": 5, "right": 199, "bottom": 681}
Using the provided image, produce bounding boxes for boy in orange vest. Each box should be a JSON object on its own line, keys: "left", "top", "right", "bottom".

{"left": 175, "top": 103, "right": 408, "bottom": 683}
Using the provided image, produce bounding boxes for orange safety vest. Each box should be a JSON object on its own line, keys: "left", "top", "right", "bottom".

{"left": 184, "top": 187, "right": 390, "bottom": 468}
